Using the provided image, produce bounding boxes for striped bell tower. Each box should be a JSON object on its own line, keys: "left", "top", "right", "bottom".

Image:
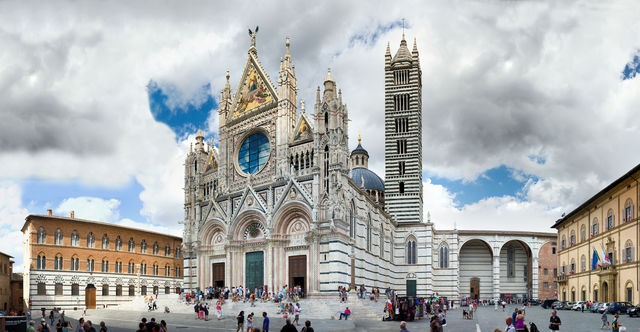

{"left": 384, "top": 35, "right": 423, "bottom": 223}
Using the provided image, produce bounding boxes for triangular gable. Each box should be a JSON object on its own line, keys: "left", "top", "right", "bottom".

{"left": 273, "top": 178, "right": 313, "bottom": 211}
{"left": 292, "top": 113, "right": 314, "bottom": 142}
{"left": 232, "top": 185, "right": 268, "bottom": 219}
{"left": 205, "top": 149, "right": 219, "bottom": 172}
{"left": 230, "top": 54, "right": 278, "bottom": 119}
{"left": 203, "top": 198, "right": 227, "bottom": 223}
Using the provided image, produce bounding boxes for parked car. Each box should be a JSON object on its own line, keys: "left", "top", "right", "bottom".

{"left": 528, "top": 299, "right": 541, "bottom": 306}
{"left": 572, "top": 301, "right": 585, "bottom": 311}
{"left": 564, "top": 302, "right": 575, "bottom": 310}
{"left": 590, "top": 302, "right": 602, "bottom": 313}
{"left": 598, "top": 302, "right": 611, "bottom": 313}
{"left": 607, "top": 302, "right": 633, "bottom": 314}
{"left": 542, "top": 299, "right": 556, "bottom": 309}
{"left": 551, "top": 301, "right": 564, "bottom": 310}
{"left": 628, "top": 305, "right": 640, "bottom": 317}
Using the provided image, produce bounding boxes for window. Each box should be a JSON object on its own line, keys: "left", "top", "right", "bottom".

{"left": 406, "top": 239, "right": 417, "bottom": 265}
{"left": 553, "top": 268, "right": 557, "bottom": 276}
{"left": 507, "top": 245, "right": 515, "bottom": 277}
{"left": 608, "top": 248, "right": 614, "bottom": 264}
{"left": 86, "top": 259, "right": 94, "bottom": 272}
{"left": 101, "top": 260, "right": 109, "bottom": 272}
{"left": 37, "top": 227, "right": 46, "bottom": 244}
{"left": 115, "top": 261, "right": 122, "bottom": 273}
{"left": 552, "top": 247, "right": 556, "bottom": 254}
{"left": 399, "top": 182, "right": 405, "bottom": 194}
{"left": 570, "top": 259, "right": 575, "bottom": 273}
{"left": 324, "top": 112, "right": 328, "bottom": 131}
{"left": 393, "top": 94, "right": 410, "bottom": 111}
{"left": 581, "top": 255, "right": 586, "bottom": 272}
{"left": 102, "top": 234, "right": 109, "bottom": 249}
{"left": 129, "top": 285, "right": 135, "bottom": 296}
{"left": 141, "top": 285, "right": 147, "bottom": 295}
{"left": 37, "top": 282, "right": 46, "bottom": 295}
{"left": 141, "top": 263, "right": 147, "bottom": 275}
{"left": 71, "top": 257, "right": 79, "bottom": 271}
{"left": 627, "top": 286, "right": 633, "bottom": 303}
{"left": 128, "top": 262, "right": 135, "bottom": 274}
{"left": 625, "top": 241, "right": 634, "bottom": 263}
{"left": 87, "top": 232, "right": 95, "bottom": 248}
{"left": 141, "top": 240, "right": 147, "bottom": 254}
{"left": 398, "top": 161, "right": 406, "bottom": 176}
{"left": 165, "top": 286, "right": 170, "bottom": 295}
{"left": 543, "top": 282, "right": 549, "bottom": 288}
{"left": 349, "top": 203, "right": 356, "bottom": 239}
{"left": 238, "top": 132, "right": 270, "bottom": 174}
{"left": 165, "top": 245, "right": 171, "bottom": 256}
{"left": 543, "top": 268, "right": 548, "bottom": 275}
{"left": 366, "top": 218, "right": 372, "bottom": 252}
{"left": 561, "top": 236, "right": 566, "bottom": 249}
{"left": 624, "top": 200, "right": 634, "bottom": 222}
{"left": 175, "top": 247, "right": 181, "bottom": 258}
{"left": 324, "top": 145, "right": 329, "bottom": 191}
{"left": 116, "top": 285, "right": 122, "bottom": 296}
{"left": 581, "top": 225, "right": 586, "bottom": 242}
{"left": 128, "top": 238, "right": 135, "bottom": 252}
{"left": 396, "top": 139, "right": 407, "bottom": 154}
{"left": 395, "top": 117, "right": 409, "bottom": 133}
{"left": 175, "top": 267, "right": 181, "bottom": 278}
{"left": 554, "top": 281, "right": 558, "bottom": 289}
{"left": 37, "top": 255, "right": 46, "bottom": 269}
{"left": 394, "top": 69, "right": 409, "bottom": 85}
{"left": 71, "top": 230, "right": 79, "bottom": 246}
{"left": 153, "top": 264, "right": 158, "bottom": 276}
{"left": 55, "top": 283, "right": 63, "bottom": 296}
{"left": 165, "top": 265, "right": 170, "bottom": 277}
{"left": 439, "top": 245, "right": 449, "bottom": 268}
{"left": 607, "top": 210, "right": 615, "bottom": 230}
{"left": 54, "top": 229, "right": 63, "bottom": 245}
{"left": 592, "top": 218, "right": 599, "bottom": 236}
{"left": 54, "top": 256, "right": 63, "bottom": 270}
{"left": 115, "top": 236, "right": 122, "bottom": 251}
{"left": 102, "top": 284, "right": 109, "bottom": 296}
{"left": 71, "top": 283, "right": 79, "bottom": 296}
{"left": 379, "top": 227, "right": 385, "bottom": 258}
{"left": 153, "top": 242, "right": 159, "bottom": 255}
{"left": 570, "top": 231, "right": 575, "bottom": 246}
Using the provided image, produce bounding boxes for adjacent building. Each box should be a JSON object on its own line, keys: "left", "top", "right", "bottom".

{"left": 0, "top": 251, "right": 13, "bottom": 312}
{"left": 182, "top": 31, "right": 557, "bottom": 301}
{"left": 553, "top": 163, "right": 639, "bottom": 303}
{"left": 22, "top": 211, "right": 183, "bottom": 313}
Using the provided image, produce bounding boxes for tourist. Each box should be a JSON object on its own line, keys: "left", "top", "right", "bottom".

{"left": 549, "top": 310, "right": 561, "bottom": 331}
{"left": 504, "top": 317, "right": 516, "bottom": 332}
{"left": 50, "top": 310, "right": 55, "bottom": 326}
{"left": 279, "top": 318, "right": 297, "bottom": 332}
{"left": 38, "top": 318, "right": 51, "bottom": 332}
{"left": 300, "top": 320, "right": 313, "bottom": 332}
{"left": 62, "top": 321, "right": 72, "bottom": 332}
{"left": 602, "top": 310, "right": 610, "bottom": 329}
{"left": 262, "top": 312, "right": 270, "bottom": 332}
{"left": 75, "top": 318, "right": 84, "bottom": 332}
{"left": 28, "top": 321, "right": 36, "bottom": 332}
{"left": 136, "top": 323, "right": 145, "bottom": 332}
{"left": 501, "top": 300, "right": 506, "bottom": 311}
{"left": 204, "top": 303, "right": 209, "bottom": 321}
{"left": 515, "top": 310, "right": 525, "bottom": 332}
{"left": 429, "top": 315, "right": 441, "bottom": 332}
{"left": 84, "top": 320, "right": 96, "bottom": 332}
{"left": 293, "top": 303, "right": 300, "bottom": 326}
{"left": 99, "top": 321, "right": 107, "bottom": 332}
{"left": 612, "top": 314, "right": 621, "bottom": 332}
{"left": 216, "top": 301, "right": 222, "bottom": 320}
{"left": 338, "top": 307, "right": 351, "bottom": 320}
{"left": 236, "top": 311, "right": 245, "bottom": 332}
{"left": 194, "top": 303, "right": 199, "bottom": 319}
{"left": 400, "top": 321, "right": 410, "bottom": 332}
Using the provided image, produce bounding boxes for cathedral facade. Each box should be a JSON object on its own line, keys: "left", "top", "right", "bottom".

{"left": 182, "top": 32, "right": 556, "bottom": 300}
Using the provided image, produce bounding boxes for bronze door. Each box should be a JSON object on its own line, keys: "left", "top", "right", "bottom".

{"left": 470, "top": 279, "right": 480, "bottom": 300}
{"left": 85, "top": 284, "right": 96, "bottom": 309}
{"left": 212, "top": 263, "right": 225, "bottom": 287}
{"left": 288, "top": 255, "right": 307, "bottom": 295}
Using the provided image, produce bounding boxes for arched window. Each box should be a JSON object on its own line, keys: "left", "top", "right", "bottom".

{"left": 349, "top": 202, "right": 356, "bottom": 239}
{"left": 324, "top": 112, "right": 329, "bottom": 131}
{"left": 507, "top": 245, "right": 515, "bottom": 277}
{"left": 607, "top": 210, "right": 615, "bottom": 230}
{"left": 323, "top": 145, "right": 329, "bottom": 192}
{"left": 86, "top": 258, "right": 94, "bottom": 272}
{"left": 71, "top": 256, "right": 79, "bottom": 271}
{"left": 561, "top": 235, "right": 566, "bottom": 249}
{"left": 54, "top": 255, "right": 63, "bottom": 270}
{"left": 570, "top": 231, "right": 575, "bottom": 246}
{"left": 581, "top": 255, "right": 586, "bottom": 272}
{"left": 439, "top": 244, "right": 449, "bottom": 268}
{"left": 406, "top": 238, "right": 417, "bottom": 265}
{"left": 102, "top": 234, "right": 109, "bottom": 249}
{"left": 37, "top": 227, "right": 46, "bottom": 244}
{"left": 128, "top": 238, "right": 135, "bottom": 252}
{"left": 153, "top": 264, "right": 159, "bottom": 276}
{"left": 141, "top": 262, "right": 147, "bottom": 275}
{"left": 366, "top": 216, "right": 372, "bottom": 252}
{"left": 624, "top": 199, "right": 634, "bottom": 223}
{"left": 54, "top": 229, "right": 63, "bottom": 245}
{"left": 165, "top": 265, "right": 170, "bottom": 277}
{"left": 141, "top": 240, "right": 147, "bottom": 254}
{"left": 390, "top": 233, "right": 394, "bottom": 264}
{"left": 175, "top": 247, "right": 181, "bottom": 258}
{"left": 625, "top": 240, "right": 634, "bottom": 263}
{"left": 581, "top": 225, "right": 586, "bottom": 242}
{"left": 153, "top": 242, "right": 159, "bottom": 255}
{"left": 379, "top": 226, "right": 385, "bottom": 258}
{"left": 115, "top": 260, "right": 122, "bottom": 273}
{"left": 71, "top": 230, "right": 79, "bottom": 247}
{"left": 115, "top": 236, "right": 122, "bottom": 251}
{"left": 86, "top": 232, "right": 95, "bottom": 248}
{"left": 101, "top": 259, "right": 109, "bottom": 272}
{"left": 128, "top": 261, "right": 135, "bottom": 274}
{"left": 165, "top": 245, "right": 171, "bottom": 256}
{"left": 570, "top": 259, "right": 575, "bottom": 273}
{"left": 592, "top": 218, "right": 599, "bottom": 236}
{"left": 175, "top": 267, "right": 181, "bottom": 278}
{"left": 37, "top": 255, "right": 46, "bottom": 269}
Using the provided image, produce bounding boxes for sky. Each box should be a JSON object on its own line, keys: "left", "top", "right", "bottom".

{"left": 1, "top": 0, "right": 640, "bottom": 272}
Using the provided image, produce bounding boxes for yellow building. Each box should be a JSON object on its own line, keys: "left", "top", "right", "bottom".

{"left": 553, "top": 164, "right": 640, "bottom": 304}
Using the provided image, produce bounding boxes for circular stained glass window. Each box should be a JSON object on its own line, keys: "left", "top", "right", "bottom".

{"left": 238, "top": 132, "right": 270, "bottom": 174}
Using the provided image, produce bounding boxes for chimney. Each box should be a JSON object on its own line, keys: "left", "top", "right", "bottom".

{"left": 47, "top": 209, "right": 52, "bottom": 216}
{"left": 70, "top": 211, "right": 75, "bottom": 219}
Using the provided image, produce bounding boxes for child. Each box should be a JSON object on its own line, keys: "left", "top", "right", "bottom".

{"left": 246, "top": 312, "right": 254, "bottom": 332}
{"left": 602, "top": 310, "right": 610, "bottom": 329}
{"left": 236, "top": 311, "right": 245, "bottom": 332}
{"left": 216, "top": 301, "right": 222, "bottom": 320}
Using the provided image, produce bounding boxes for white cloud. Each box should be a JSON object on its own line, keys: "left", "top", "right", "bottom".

{"left": 55, "top": 197, "right": 121, "bottom": 222}
{"left": 0, "top": 182, "right": 31, "bottom": 272}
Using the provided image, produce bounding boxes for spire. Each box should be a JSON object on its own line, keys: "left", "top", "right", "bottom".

{"left": 338, "top": 88, "right": 342, "bottom": 104}
{"left": 195, "top": 127, "right": 205, "bottom": 152}
{"left": 285, "top": 36, "right": 291, "bottom": 59}
{"left": 316, "top": 86, "right": 321, "bottom": 104}
{"left": 196, "top": 127, "right": 203, "bottom": 139}
{"left": 325, "top": 68, "right": 334, "bottom": 82}
{"left": 300, "top": 98, "right": 305, "bottom": 113}
{"left": 385, "top": 42, "right": 392, "bottom": 67}
{"left": 358, "top": 132, "right": 361, "bottom": 143}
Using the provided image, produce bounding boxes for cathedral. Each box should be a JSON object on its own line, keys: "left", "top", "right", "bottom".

{"left": 182, "top": 31, "right": 555, "bottom": 300}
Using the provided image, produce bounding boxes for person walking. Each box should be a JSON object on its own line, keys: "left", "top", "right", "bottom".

{"left": 216, "top": 301, "right": 222, "bottom": 320}
{"left": 429, "top": 315, "right": 441, "bottom": 332}
{"left": 549, "top": 310, "right": 561, "bottom": 331}
{"left": 98, "top": 322, "right": 107, "bottom": 332}
{"left": 602, "top": 310, "right": 610, "bottom": 329}
{"left": 300, "top": 320, "right": 314, "bottom": 332}
{"left": 236, "top": 311, "right": 245, "bottom": 332}
{"left": 279, "top": 318, "right": 297, "bottom": 332}
{"left": 399, "top": 321, "right": 410, "bottom": 332}
{"left": 611, "top": 314, "right": 620, "bottom": 332}
{"left": 247, "top": 312, "right": 254, "bottom": 332}
{"left": 504, "top": 317, "right": 516, "bottom": 332}
{"left": 514, "top": 310, "right": 525, "bottom": 332}
{"left": 293, "top": 303, "right": 300, "bottom": 326}
{"left": 262, "top": 312, "right": 270, "bottom": 332}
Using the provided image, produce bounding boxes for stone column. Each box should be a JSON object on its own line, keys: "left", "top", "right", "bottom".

{"left": 532, "top": 255, "right": 539, "bottom": 299}
{"left": 493, "top": 254, "right": 500, "bottom": 301}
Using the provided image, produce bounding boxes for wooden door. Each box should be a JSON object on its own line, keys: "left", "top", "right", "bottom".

{"left": 406, "top": 280, "right": 417, "bottom": 297}
{"left": 470, "top": 279, "right": 480, "bottom": 300}
{"left": 245, "top": 251, "right": 264, "bottom": 290}
{"left": 288, "top": 255, "right": 307, "bottom": 294}
{"left": 212, "top": 263, "right": 225, "bottom": 287}
{"left": 85, "top": 284, "right": 96, "bottom": 309}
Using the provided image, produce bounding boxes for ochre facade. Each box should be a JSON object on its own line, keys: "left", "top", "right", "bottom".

{"left": 554, "top": 164, "right": 640, "bottom": 303}
{"left": 0, "top": 251, "right": 13, "bottom": 312}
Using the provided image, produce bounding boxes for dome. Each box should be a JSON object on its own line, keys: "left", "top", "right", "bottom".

{"left": 351, "top": 167, "right": 385, "bottom": 192}
{"left": 350, "top": 142, "right": 369, "bottom": 157}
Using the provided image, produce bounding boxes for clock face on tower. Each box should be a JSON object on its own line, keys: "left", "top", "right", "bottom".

{"left": 237, "top": 132, "right": 270, "bottom": 174}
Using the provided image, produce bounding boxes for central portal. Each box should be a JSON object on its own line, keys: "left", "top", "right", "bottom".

{"left": 212, "top": 263, "right": 225, "bottom": 287}
{"left": 288, "top": 255, "right": 307, "bottom": 296}
{"left": 245, "top": 251, "right": 264, "bottom": 290}
{"left": 470, "top": 278, "right": 480, "bottom": 300}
